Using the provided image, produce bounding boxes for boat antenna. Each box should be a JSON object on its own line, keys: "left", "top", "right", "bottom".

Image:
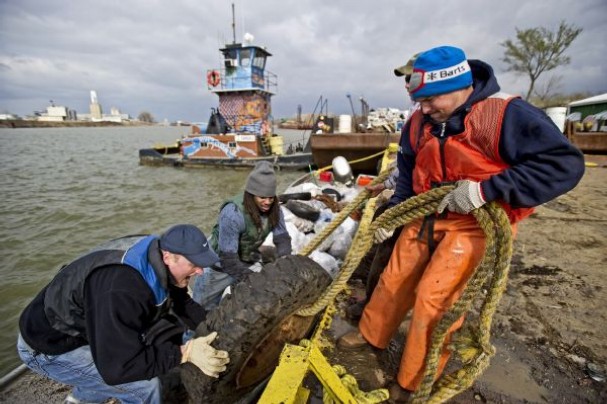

{"left": 231, "top": 2, "right": 236, "bottom": 44}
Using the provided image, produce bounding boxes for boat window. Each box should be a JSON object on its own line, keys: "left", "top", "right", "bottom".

{"left": 201, "top": 142, "right": 208, "bottom": 149}
{"left": 228, "top": 142, "right": 237, "bottom": 148}
{"left": 240, "top": 49, "right": 251, "bottom": 67}
{"left": 253, "top": 55, "right": 266, "bottom": 69}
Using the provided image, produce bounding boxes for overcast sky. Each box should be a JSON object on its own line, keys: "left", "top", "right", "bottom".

{"left": 1, "top": 0, "right": 606, "bottom": 122}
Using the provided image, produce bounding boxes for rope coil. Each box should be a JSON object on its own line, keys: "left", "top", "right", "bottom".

{"left": 296, "top": 170, "right": 514, "bottom": 402}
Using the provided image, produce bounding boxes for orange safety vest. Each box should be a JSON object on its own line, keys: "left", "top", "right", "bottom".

{"left": 408, "top": 93, "right": 534, "bottom": 223}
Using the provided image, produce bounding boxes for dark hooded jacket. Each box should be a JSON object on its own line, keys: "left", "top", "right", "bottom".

{"left": 389, "top": 59, "right": 585, "bottom": 208}
{"left": 19, "top": 237, "right": 206, "bottom": 385}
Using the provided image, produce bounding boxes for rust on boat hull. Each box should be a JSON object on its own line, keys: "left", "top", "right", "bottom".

{"left": 565, "top": 121, "right": 607, "bottom": 154}
{"left": 567, "top": 132, "right": 607, "bottom": 154}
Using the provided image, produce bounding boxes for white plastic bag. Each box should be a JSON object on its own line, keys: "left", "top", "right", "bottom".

{"left": 285, "top": 222, "right": 307, "bottom": 254}
{"left": 328, "top": 232, "right": 352, "bottom": 260}
{"left": 309, "top": 250, "right": 339, "bottom": 278}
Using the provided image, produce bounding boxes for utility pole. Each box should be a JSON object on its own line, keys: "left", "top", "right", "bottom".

{"left": 360, "top": 96, "right": 369, "bottom": 127}
{"left": 231, "top": 3, "right": 236, "bottom": 44}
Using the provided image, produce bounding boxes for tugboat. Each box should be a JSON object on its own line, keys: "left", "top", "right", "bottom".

{"left": 139, "top": 20, "right": 312, "bottom": 170}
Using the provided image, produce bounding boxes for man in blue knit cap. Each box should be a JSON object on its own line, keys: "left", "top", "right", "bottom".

{"left": 339, "top": 45, "right": 585, "bottom": 401}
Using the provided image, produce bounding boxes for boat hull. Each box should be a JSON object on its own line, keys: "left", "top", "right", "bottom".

{"left": 310, "top": 132, "right": 400, "bottom": 173}
{"left": 139, "top": 148, "right": 313, "bottom": 170}
{"left": 568, "top": 132, "right": 607, "bottom": 154}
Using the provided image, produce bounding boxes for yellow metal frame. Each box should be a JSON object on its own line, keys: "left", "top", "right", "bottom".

{"left": 258, "top": 304, "right": 388, "bottom": 403}
{"left": 259, "top": 342, "right": 356, "bottom": 404}
{"left": 259, "top": 155, "right": 396, "bottom": 403}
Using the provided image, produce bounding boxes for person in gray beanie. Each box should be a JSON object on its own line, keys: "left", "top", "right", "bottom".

{"left": 245, "top": 160, "right": 277, "bottom": 197}
{"left": 192, "top": 161, "right": 292, "bottom": 308}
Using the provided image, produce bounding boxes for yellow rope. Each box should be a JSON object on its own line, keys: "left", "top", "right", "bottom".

{"left": 354, "top": 187, "right": 513, "bottom": 403}
{"left": 290, "top": 147, "right": 514, "bottom": 401}
{"left": 297, "top": 179, "right": 513, "bottom": 402}
{"left": 296, "top": 169, "right": 390, "bottom": 316}
{"left": 297, "top": 169, "right": 391, "bottom": 258}
{"left": 315, "top": 150, "right": 387, "bottom": 173}
{"left": 409, "top": 203, "right": 512, "bottom": 403}
{"left": 379, "top": 195, "right": 514, "bottom": 402}
{"left": 297, "top": 195, "right": 378, "bottom": 316}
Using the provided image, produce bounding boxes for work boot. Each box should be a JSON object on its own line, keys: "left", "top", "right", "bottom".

{"left": 337, "top": 330, "right": 368, "bottom": 349}
{"left": 388, "top": 383, "right": 412, "bottom": 403}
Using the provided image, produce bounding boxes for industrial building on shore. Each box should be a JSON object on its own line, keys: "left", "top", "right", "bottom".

{"left": 1, "top": 90, "right": 131, "bottom": 123}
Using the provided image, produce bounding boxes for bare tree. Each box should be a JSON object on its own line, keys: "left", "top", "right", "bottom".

{"left": 533, "top": 75, "right": 563, "bottom": 106}
{"left": 501, "top": 21, "right": 582, "bottom": 101}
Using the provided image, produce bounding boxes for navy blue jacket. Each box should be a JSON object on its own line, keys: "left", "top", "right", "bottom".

{"left": 389, "top": 60, "right": 585, "bottom": 208}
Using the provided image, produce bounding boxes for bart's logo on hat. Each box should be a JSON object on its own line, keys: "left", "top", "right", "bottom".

{"left": 408, "top": 46, "right": 473, "bottom": 100}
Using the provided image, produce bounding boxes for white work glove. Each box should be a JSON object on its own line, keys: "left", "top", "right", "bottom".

{"left": 248, "top": 262, "right": 263, "bottom": 273}
{"left": 437, "top": 180, "right": 486, "bottom": 214}
{"left": 181, "top": 332, "right": 230, "bottom": 378}
{"left": 374, "top": 227, "right": 394, "bottom": 244}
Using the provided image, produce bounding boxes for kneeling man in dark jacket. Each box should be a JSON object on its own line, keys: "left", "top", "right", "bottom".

{"left": 17, "top": 224, "right": 230, "bottom": 404}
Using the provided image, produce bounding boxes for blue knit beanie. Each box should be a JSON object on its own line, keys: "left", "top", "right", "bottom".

{"left": 408, "top": 46, "right": 473, "bottom": 100}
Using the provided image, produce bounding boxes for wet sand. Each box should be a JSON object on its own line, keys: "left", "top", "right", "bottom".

{"left": 1, "top": 162, "right": 606, "bottom": 403}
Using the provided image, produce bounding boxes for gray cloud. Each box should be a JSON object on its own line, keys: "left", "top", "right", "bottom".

{"left": 1, "top": 0, "right": 606, "bottom": 121}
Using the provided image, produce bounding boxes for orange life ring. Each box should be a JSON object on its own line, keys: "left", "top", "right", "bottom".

{"left": 207, "top": 70, "right": 220, "bottom": 87}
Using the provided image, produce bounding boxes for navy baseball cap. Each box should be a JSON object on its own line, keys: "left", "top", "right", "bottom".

{"left": 159, "top": 224, "right": 219, "bottom": 268}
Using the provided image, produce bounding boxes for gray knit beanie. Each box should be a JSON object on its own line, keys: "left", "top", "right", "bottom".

{"left": 245, "top": 161, "right": 277, "bottom": 197}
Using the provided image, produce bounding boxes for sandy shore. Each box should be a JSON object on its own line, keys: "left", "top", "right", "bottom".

{"left": 1, "top": 161, "right": 605, "bottom": 403}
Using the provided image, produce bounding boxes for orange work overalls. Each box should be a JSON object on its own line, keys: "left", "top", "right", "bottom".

{"left": 359, "top": 94, "right": 533, "bottom": 390}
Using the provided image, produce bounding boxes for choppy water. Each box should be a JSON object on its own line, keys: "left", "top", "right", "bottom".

{"left": 0, "top": 126, "right": 305, "bottom": 376}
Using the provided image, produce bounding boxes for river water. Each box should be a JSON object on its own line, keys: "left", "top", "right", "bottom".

{"left": 0, "top": 126, "right": 307, "bottom": 376}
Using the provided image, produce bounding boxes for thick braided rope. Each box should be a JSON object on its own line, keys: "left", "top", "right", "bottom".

{"left": 477, "top": 203, "right": 513, "bottom": 349}
{"left": 411, "top": 203, "right": 513, "bottom": 403}
{"left": 427, "top": 204, "right": 512, "bottom": 403}
{"left": 410, "top": 205, "right": 498, "bottom": 402}
{"left": 296, "top": 180, "right": 512, "bottom": 402}
{"left": 298, "top": 186, "right": 455, "bottom": 318}
{"left": 297, "top": 186, "right": 454, "bottom": 317}
{"left": 427, "top": 204, "right": 514, "bottom": 404}
{"left": 316, "top": 183, "right": 511, "bottom": 402}
{"left": 295, "top": 170, "right": 391, "bottom": 316}
{"left": 298, "top": 169, "right": 391, "bottom": 258}
{"left": 368, "top": 187, "right": 454, "bottom": 235}
{"left": 297, "top": 195, "right": 378, "bottom": 316}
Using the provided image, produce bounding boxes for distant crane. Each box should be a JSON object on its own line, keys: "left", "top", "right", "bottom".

{"left": 360, "top": 96, "right": 369, "bottom": 127}
{"left": 346, "top": 94, "right": 356, "bottom": 118}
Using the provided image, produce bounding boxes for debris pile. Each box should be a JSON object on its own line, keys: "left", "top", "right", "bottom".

{"left": 263, "top": 180, "right": 362, "bottom": 276}
{"left": 366, "top": 108, "right": 409, "bottom": 133}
